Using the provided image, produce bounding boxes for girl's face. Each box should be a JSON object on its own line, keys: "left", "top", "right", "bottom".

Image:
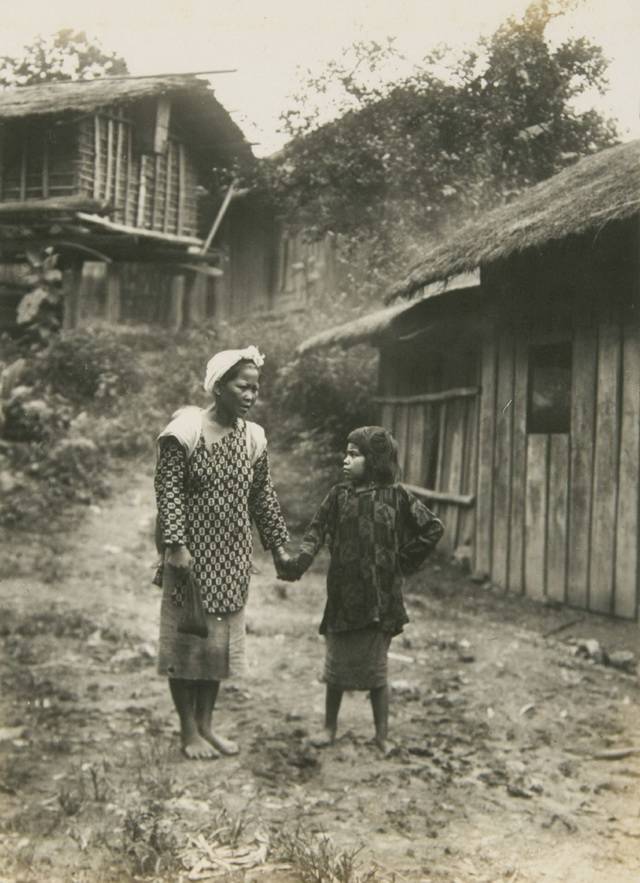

{"left": 343, "top": 442, "right": 367, "bottom": 484}
{"left": 215, "top": 364, "right": 260, "bottom": 419}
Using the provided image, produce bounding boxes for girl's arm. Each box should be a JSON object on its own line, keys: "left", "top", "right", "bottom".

{"left": 287, "top": 487, "right": 337, "bottom": 579}
{"left": 398, "top": 487, "right": 445, "bottom": 574}
{"left": 248, "top": 449, "right": 289, "bottom": 554}
{"left": 154, "top": 437, "right": 191, "bottom": 569}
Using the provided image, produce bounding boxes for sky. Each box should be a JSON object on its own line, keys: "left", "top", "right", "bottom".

{"left": 2, "top": 0, "right": 639, "bottom": 155}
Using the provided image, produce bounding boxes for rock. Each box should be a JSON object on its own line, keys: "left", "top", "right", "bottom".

{"left": 575, "top": 639, "right": 605, "bottom": 664}
{"left": 608, "top": 651, "right": 635, "bottom": 673}
{"left": 457, "top": 640, "right": 475, "bottom": 663}
{"left": 390, "top": 680, "right": 421, "bottom": 700}
{"left": 453, "top": 545, "right": 472, "bottom": 572}
{"left": 470, "top": 570, "right": 489, "bottom": 584}
{"left": 0, "top": 358, "right": 27, "bottom": 397}
{"left": 0, "top": 471, "right": 21, "bottom": 494}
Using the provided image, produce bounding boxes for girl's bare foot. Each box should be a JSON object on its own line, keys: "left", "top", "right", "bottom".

{"left": 200, "top": 729, "right": 239, "bottom": 755}
{"left": 374, "top": 735, "right": 393, "bottom": 756}
{"left": 182, "top": 732, "right": 220, "bottom": 760}
{"left": 309, "top": 728, "right": 336, "bottom": 748}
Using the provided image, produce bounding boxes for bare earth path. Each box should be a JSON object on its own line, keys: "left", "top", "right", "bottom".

{"left": 1, "top": 467, "right": 639, "bottom": 882}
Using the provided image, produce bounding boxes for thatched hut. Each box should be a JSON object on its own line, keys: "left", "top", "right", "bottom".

{"left": 300, "top": 138, "right": 640, "bottom": 620}
{"left": 0, "top": 73, "right": 254, "bottom": 330}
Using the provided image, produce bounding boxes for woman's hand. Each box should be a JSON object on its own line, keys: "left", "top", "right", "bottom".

{"left": 166, "top": 545, "right": 192, "bottom": 571}
{"left": 272, "top": 546, "right": 299, "bottom": 582}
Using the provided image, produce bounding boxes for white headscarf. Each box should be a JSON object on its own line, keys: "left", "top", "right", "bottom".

{"left": 203, "top": 345, "right": 265, "bottom": 394}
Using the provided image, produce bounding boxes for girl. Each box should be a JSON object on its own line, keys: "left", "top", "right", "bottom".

{"left": 281, "top": 425, "right": 443, "bottom": 753}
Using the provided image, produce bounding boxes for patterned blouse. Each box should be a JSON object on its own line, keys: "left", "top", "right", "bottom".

{"left": 293, "top": 483, "right": 444, "bottom": 636}
{"left": 154, "top": 419, "right": 288, "bottom": 614}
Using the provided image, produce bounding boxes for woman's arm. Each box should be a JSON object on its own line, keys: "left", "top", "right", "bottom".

{"left": 154, "top": 437, "right": 192, "bottom": 570}
{"left": 248, "top": 449, "right": 289, "bottom": 553}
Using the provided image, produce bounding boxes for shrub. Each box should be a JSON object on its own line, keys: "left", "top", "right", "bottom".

{"left": 30, "top": 328, "right": 144, "bottom": 404}
{"left": 273, "top": 344, "right": 378, "bottom": 449}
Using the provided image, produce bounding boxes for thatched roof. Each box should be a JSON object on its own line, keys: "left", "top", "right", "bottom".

{"left": 389, "top": 138, "right": 640, "bottom": 302}
{"left": 0, "top": 73, "right": 249, "bottom": 157}
{"left": 298, "top": 271, "right": 479, "bottom": 354}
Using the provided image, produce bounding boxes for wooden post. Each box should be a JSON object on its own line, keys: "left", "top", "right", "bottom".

{"left": 93, "top": 115, "right": 101, "bottom": 199}
{"left": 105, "top": 270, "right": 121, "bottom": 323}
{"left": 167, "top": 274, "right": 185, "bottom": 331}
{"left": 153, "top": 96, "right": 171, "bottom": 154}
{"left": 114, "top": 119, "right": 124, "bottom": 218}
{"left": 201, "top": 181, "right": 236, "bottom": 253}
{"left": 62, "top": 267, "right": 82, "bottom": 330}
{"left": 0, "top": 126, "right": 4, "bottom": 202}
{"left": 41, "top": 139, "right": 50, "bottom": 199}
{"left": 136, "top": 156, "right": 147, "bottom": 227}
{"left": 105, "top": 118, "right": 114, "bottom": 202}
{"left": 19, "top": 146, "right": 27, "bottom": 201}
{"left": 163, "top": 141, "right": 172, "bottom": 233}
{"left": 177, "top": 143, "right": 186, "bottom": 235}
{"left": 124, "top": 125, "right": 132, "bottom": 225}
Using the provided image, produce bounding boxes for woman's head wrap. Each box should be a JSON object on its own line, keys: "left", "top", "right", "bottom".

{"left": 347, "top": 425, "right": 399, "bottom": 484}
{"left": 203, "top": 346, "right": 264, "bottom": 393}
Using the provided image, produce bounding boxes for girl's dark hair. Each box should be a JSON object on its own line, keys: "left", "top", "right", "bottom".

{"left": 347, "top": 426, "right": 399, "bottom": 484}
{"left": 219, "top": 358, "right": 261, "bottom": 386}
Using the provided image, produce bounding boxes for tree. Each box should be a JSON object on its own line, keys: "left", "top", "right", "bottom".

{"left": 264, "top": 0, "right": 618, "bottom": 298}
{"left": 0, "top": 28, "right": 128, "bottom": 87}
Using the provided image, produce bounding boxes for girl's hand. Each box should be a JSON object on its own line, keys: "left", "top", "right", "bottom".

{"left": 166, "top": 545, "right": 192, "bottom": 571}
{"left": 272, "top": 547, "right": 299, "bottom": 581}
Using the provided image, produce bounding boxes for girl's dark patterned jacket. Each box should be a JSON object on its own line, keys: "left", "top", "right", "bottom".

{"left": 293, "top": 483, "right": 444, "bottom": 636}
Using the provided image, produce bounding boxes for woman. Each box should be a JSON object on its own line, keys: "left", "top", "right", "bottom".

{"left": 154, "top": 345, "right": 290, "bottom": 759}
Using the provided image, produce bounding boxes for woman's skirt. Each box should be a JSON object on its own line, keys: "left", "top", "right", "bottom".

{"left": 323, "top": 628, "right": 392, "bottom": 691}
{"left": 157, "top": 568, "right": 246, "bottom": 681}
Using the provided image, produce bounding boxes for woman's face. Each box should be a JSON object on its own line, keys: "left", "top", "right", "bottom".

{"left": 216, "top": 363, "right": 260, "bottom": 419}
{"left": 343, "top": 443, "right": 367, "bottom": 483}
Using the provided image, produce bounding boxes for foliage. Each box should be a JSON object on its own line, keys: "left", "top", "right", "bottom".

{"left": 0, "top": 327, "right": 145, "bottom": 526}
{"left": 0, "top": 28, "right": 128, "bottom": 86}
{"left": 14, "top": 249, "right": 66, "bottom": 344}
{"left": 273, "top": 346, "right": 378, "bottom": 449}
{"left": 263, "top": 0, "right": 619, "bottom": 295}
{"left": 29, "top": 329, "right": 144, "bottom": 404}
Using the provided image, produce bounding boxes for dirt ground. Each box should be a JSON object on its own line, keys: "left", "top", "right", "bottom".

{"left": 1, "top": 466, "right": 640, "bottom": 883}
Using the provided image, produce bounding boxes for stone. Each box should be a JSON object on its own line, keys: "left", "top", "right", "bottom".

{"left": 608, "top": 651, "right": 636, "bottom": 673}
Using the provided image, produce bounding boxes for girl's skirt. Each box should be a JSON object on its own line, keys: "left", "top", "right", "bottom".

{"left": 323, "top": 628, "right": 392, "bottom": 691}
{"left": 157, "top": 567, "right": 246, "bottom": 681}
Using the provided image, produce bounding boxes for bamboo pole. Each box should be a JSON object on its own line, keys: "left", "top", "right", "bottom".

{"left": 200, "top": 180, "right": 236, "bottom": 254}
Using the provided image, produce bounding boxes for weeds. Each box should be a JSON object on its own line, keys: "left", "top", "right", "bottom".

{"left": 274, "top": 826, "right": 378, "bottom": 883}
{"left": 120, "top": 802, "right": 181, "bottom": 877}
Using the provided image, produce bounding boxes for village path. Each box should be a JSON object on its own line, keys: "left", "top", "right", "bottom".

{"left": 1, "top": 466, "right": 640, "bottom": 882}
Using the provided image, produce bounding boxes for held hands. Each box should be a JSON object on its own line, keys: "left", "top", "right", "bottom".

{"left": 271, "top": 546, "right": 301, "bottom": 582}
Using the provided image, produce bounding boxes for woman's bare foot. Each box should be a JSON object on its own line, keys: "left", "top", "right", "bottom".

{"left": 309, "top": 728, "right": 336, "bottom": 748}
{"left": 200, "top": 729, "right": 239, "bottom": 756}
{"left": 181, "top": 732, "right": 220, "bottom": 760}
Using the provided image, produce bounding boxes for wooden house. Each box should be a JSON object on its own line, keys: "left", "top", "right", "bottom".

{"left": 300, "top": 138, "right": 640, "bottom": 620}
{"left": 0, "top": 73, "right": 251, "bottom": 330}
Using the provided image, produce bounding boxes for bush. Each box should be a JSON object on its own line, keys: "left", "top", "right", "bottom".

{"left": 30, "top": 328, "right": 144, "bottom": 404}
{"left": 273, "top": 344, "right": 378, "bottom": 449}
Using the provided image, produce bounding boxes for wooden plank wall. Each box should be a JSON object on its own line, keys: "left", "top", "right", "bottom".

{"left": 77, "top": 113, "right": 198, "bottom": 237}
{"left": 474, "top": 258, "right": 639, "bottom": 619}
{"left": 380, "top": 391, "right": 479, "bottom": 555}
